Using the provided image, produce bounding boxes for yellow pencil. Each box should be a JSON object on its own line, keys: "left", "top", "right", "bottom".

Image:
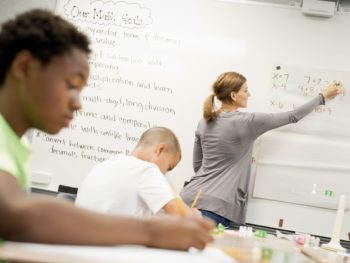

{"left": 191, "top": 189, "right": 202, "bottom": 208}
{"left": 169, "top": 182, "right": 186, "bottom": 217}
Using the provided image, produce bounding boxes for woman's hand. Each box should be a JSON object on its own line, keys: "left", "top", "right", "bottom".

{"left": 322, "top": 81, "right": 344, "bottom": 100}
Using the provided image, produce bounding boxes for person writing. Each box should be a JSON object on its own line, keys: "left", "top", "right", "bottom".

{"left": 180, "top": 71, "right": 342, "bottom": 227}
{"left": 76, "top": 127, "right": 197, "bottom": 218}
{"left": 0, "top": 9, "right": 213, "bottom": 250}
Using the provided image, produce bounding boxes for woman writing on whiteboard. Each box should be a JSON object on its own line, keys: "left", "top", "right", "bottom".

{"left": 180, "top": 71, "right": 342, "bottom": 227}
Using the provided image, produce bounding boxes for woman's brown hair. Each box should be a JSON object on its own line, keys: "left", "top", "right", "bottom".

{"left": 203, "top": 72, "right": 246, "bottom": 121}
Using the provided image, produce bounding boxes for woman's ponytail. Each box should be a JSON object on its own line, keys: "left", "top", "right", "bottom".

{"left": 203, "top": 94, "right": 218, "bottom": 121}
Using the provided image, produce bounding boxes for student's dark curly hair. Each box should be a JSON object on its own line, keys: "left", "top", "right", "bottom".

{"left": 0, "top": 9, "right": 91, "bottom": 86}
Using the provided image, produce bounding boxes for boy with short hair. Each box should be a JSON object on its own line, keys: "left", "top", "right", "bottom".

{"left": 0, "top": 9, "right": 213, "bottom": 250}
{"left": 77, "top": 127, "right": 195, "bottom": 217}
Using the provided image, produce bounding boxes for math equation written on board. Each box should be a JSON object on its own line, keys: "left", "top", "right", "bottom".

{"left": 267, "top": 64, "right": 348, "bottom": 115}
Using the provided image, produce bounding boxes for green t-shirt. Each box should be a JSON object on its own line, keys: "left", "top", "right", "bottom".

{"left": 0, "top": 114, "right": 31, "bottom": 189}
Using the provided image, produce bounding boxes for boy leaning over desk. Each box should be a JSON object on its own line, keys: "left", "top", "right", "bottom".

{"left": 0, "top": 9, "right": 214, "bottom": 250}
{"left": 77, "top": 127, "right": 199, "bottom": 218}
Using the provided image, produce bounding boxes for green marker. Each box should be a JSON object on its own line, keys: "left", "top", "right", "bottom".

{"left": 255, "top": 229, "right": 267, "bottom": 238}
{"left": 213, "top": 223, "right": 226, "bottom": 235}
{"left": 325, "top": 190, "right": 333, "bottom": 197}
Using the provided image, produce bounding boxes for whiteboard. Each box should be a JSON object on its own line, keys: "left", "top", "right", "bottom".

{"left": 31, "top": 0, "right": 251, "bottom": 191}
{"left": 22, "top": 0, "right": 350, "bottom": 238}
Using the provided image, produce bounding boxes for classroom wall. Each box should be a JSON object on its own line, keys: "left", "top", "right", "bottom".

{"left": 0, "top": 0, "right": 56, "bottom": 24}
{"left": 1, "top": 0, "right": 350, "bottom": 239}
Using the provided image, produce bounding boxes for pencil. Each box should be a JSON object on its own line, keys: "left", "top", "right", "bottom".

{"left": 191, "top": 189, "right": 202, "bottom": 209}
{"left": 169, "top": 182, "right": 186, "bottom": 217}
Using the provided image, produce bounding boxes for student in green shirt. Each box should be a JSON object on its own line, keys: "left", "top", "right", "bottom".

{"left": 0, "top": 9, "right": 213, "bottom": 250}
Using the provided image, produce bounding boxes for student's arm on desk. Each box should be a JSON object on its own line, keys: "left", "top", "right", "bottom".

{"left": 0, "top": 172, "right": 214, "bottom": 250}
{"left": 163, "top": 199, "right": 201, "bottom": 217}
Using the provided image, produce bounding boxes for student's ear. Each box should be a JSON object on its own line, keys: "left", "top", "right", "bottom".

{"left": 155, "top": 143, "right": 167, "bottom": 156}
{"left": 230, "top": 91, "right": 237, "bottom": 102}
{"left": 10, "top": 50, "right": 35, "bottom": 82}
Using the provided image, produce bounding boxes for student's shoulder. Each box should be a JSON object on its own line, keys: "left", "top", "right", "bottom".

{"left": 127, "top": 157, "right": 163, "bottom": 178}
{"left": 109, "top": 155, "right": 158, "bottom": 172}
{"left": 89, "top": 154, "right": 129, "bottom": 171}
{"left": 132, "top": 157, "right": 159, "bottom": 171}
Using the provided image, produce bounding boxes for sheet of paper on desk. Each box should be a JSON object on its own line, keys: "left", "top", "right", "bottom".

{"left": 300, "top": 246, "right": 350, "bottom": 263}
{"left": 0, "top": 241, "right": 235, "bottom": 263}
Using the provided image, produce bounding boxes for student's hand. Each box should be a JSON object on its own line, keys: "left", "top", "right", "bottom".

{"left": 322, "top": 81, "right": 343, "bottom": 100}
{"left": 186, "top": 208, "right": 202, "bottom": 218}
{"left": 145, "top": 215, "right": 214, "bottom": 250}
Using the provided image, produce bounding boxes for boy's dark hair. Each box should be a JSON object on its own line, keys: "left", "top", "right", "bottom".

{"left": 0, "top": 9, "right": 91, "bottom": 86}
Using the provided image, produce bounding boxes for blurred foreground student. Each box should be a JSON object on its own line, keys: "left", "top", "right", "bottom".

{"left": 180, "top": 71, "right": 343, "bottom": 227}
{"left": 77, "top": 127, "right": 197, "bottom": 217}
{"left": 0, "top": 9, "right": 213, "bottom": 250}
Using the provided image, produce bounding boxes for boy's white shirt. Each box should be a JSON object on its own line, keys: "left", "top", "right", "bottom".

{"left": 76, "top": 155, "right": 175, "bottom": 217}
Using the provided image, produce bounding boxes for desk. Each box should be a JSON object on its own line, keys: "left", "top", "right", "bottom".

{"left": 2, "top": 232, "right": 347, "bottom": 263}
{"left": 300, "top": 246, "right": 350, "bottom": 263}
{"left": 213, "top": 231, "right": 350, "bottom": 263}
{"left": 213, "top": 232, "right": 314, "bottom": 263}
{"left": 0, "top": 241, "right": 234, "bottom": 263}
